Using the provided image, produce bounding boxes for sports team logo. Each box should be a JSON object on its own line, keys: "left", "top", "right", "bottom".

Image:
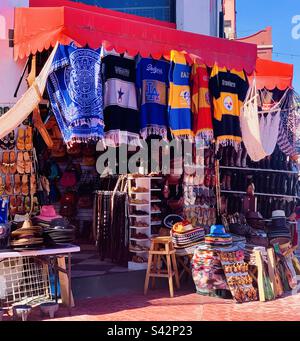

{"left": 145, "top": 80, "right": 160, "bottom": 102}
{"left": 180, "top": 90, "right": 191, "bottom": 106}
{"left": 223, "top": 95, "right": 233, "bottom": 111}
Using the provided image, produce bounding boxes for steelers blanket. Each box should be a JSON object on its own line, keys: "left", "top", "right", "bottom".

{"left": 209, "top": 64, "right": 249, "bottom": 151}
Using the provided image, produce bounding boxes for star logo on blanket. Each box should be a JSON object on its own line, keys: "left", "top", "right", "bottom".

{"left": 223, "top": 95, "right": 233, "bottom": 111}
{"left": 145, "top": 81, "right": 160, "bottom": 102}
{"left": 180, "top": 90, "right": 191, "bottom": 106}
{"left": 118, "top": 88, "right": 124, "bottom": 103}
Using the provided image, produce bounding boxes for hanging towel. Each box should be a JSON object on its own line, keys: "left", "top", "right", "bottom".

{"left": 209, "top": 64, "right": 249, "bottom": 151}
{"left": 191, "top": 63, "right": 213, "bottom": 144}
{"left": 168, "top": 50, "right": 193, "bottom": 139}
{"left": 47, "top": 43, "right": 104, "bottom": 146}
{"left": 102, "top": 52, "right": 141, "bottom": 147}
{"left": 240, "top": 79, "right": 267, "bottom": 162}
{"left": 136, "top": 57, "right": 170, "bottom": 140}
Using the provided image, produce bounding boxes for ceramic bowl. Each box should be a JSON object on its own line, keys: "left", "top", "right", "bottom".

{"left": 13, "top": 304, "right": 32, "bottom": 321}
{"left": 40, "top": 302, "right": 59, "bottom": 319}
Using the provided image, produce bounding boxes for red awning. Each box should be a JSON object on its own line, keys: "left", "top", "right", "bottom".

{"left": 14, "top": 6, "right": 257, "bottom": 73}
{"left": 252, "top": 58, "right": 294, "bottom": 90}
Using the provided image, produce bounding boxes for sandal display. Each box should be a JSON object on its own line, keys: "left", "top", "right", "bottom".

{"left": 25, "top": 126, "right": 33, "bottom": 151}
{"left": 21, "top": 175, "right": 29, "bottom": 196}
{"left": 23, "top": 151, "right": 32, "bottom": 174}
{"left": 1, "top": 151, "right": 10, "bottom": 174}
{"left": 17, "top": 152, "right": 25, "bottom": 174}
{"left": 16, "top": 196, "right": 25, "bottom": 215}
{"left": 30, "top": 174, "right": 37, "bottom": 194}
{"left": 5, "top": 174, "right": 13, "bottom": 195}
{"left": 14, "top": 174, "right": 21, "bottom": 195}
{"left": 10, "top": 196, "right": 17, "bottom": 216}
{"left": 17, "top": 127, "right": 25, "bottom": 150}
{"left": 0, "top": 176, "right": 5, "bottom": 195}
{"left": 9, "top": 151, "right": 17, "bottom": 174}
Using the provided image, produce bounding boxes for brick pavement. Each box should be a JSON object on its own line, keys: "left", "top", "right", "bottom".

{"left": 3, "top": 290, "right": 300, "bottom": 321}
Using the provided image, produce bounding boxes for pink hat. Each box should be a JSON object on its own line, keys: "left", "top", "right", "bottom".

{"left": 36, "top": 205, "right": 62, "bottom": 221}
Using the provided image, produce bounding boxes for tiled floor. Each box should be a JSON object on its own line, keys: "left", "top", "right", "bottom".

{"left": 5, "top": 290, "right": 300, "bottom": 321}
{"left": 71, "top": 244, "right": 128, "bottom": 278}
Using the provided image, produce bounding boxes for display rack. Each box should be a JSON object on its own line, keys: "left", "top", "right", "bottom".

{"left": 220, "top": 165, "right": 298, "bottom": 175}
{"left": 127, "top": 176, "right": 162, "bottom": 270}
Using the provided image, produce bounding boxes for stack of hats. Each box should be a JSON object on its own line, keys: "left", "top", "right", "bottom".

{"left": 171, "top": 221, "right": 205, "bottom": 249}
{"left": 267, "top": 210, "right": 291, "bottom": 243}
{"left": 246, "top": 211, "right": 266, "bottom": 230}
{"left": 10, "top": 216, "right": 43, "bottom": 249}
{"left": 204, "top": 225, "right": 232, "bottom": 247}
{"left": 33, "top": 205, "right": 75, "bottom": 245}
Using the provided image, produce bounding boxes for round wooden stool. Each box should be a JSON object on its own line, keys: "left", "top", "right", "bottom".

{"left": 144, "top": 236, "right": 180, "bottom": 297}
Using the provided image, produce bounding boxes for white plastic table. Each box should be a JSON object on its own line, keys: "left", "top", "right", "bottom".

{"left": 0, "top": 245, "right": 80, "bottom": 314}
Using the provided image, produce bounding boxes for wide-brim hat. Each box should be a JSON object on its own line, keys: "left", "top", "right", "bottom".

{"left": 36, "top": 205, "right": 62, "bottom": 221}
{"left": 206, "top": 225, "right": 232, "bottom": 238}
{"left": 271, "top": 210, "right": 286, "bottom": 220}
{"left": 246, "top": 211, "right": 264, "bottom": 221}
{"left": 11, "top": 218, "right": 42, "bottom": 238}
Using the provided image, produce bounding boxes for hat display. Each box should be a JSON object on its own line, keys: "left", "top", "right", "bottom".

{"left": 245, "top": 211, "right": 265, "bottom": 230}
{"left": 267, "top": 210, "right": 291, "bottom": 240}
{"left": 204, "top": 225, "right": 232, "bottom": 247}
{"left": 43, "top": 217, "right": 75, "bottom": 245}
{"left": 171, "top": 227, "right": 205, "bottom": 249}
{"left": 10, "top": 216, "right": 43, "bottom": 249}
{"left": 35, "top": 205, "right": 62, "bottom": 222}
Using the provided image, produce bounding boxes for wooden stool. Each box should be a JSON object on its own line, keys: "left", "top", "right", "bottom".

{"left": 144, "top": 236, "right": 180, "bottom": 297}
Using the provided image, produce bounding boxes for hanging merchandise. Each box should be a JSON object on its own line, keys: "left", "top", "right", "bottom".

{"left": 136, "top": 57, "right": 170, "bottom": 140}
{"left": 277, "top": 89, "right": 300, "bottom": 157}
{"left": 47, "top": 43, "right": 104, "bottom": 146}
{"left": 102, "top": 51, "right": 141, "bottom": 147}
{"left": 240, "top": 79, "right": 267, "bottom": 162}
{"left": 168, "top": 50, "right": 193, "bottom": 139}
{"left": 191, "top": 63, "right": 213, "bottom": 144}
{"left": 209, "top": 64, "right": 249, "bottom": 152}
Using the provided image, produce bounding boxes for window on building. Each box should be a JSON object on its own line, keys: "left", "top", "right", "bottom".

{"left": 70, "top": 0, "right": 176, "bottom": 23}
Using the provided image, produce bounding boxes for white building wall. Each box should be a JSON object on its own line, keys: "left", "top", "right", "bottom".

{"left": 0, "top": 0, "right": 29, "bottom": 106}
{"left": 176, "top": 0, "right": 222, "bottom": 37}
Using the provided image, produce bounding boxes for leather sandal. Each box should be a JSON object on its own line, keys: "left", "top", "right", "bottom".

{"left": 30, "top": 174, "right": 37, "bottom": 194}
{"left": 25, "top": 126, "right": 33, "bottom": 151}
{"left": 16, "top": 196, "right": 24, "bottom": 215}
{"left": 10, "top": 196, "right": 17, "bottom": 216}
{"left": 17, "top": 127, "right": 25, "bottom": 150}
{"left": 14, "top": 174, "right": 21, "bottom": 195}
{"left": 24, "top": 196, "right": 31, "bottom": 213}
{"left": 1, "top": 151, "right": 10, "bottom": 174}
{"left": 9, "top": 151, "right": 17, "bottom": 174}
{"left": 23, "top": 151, "right": 32, "bottom": 174}
{"left": 17, "top": 152, "right": 25, "bottom": 174}
{"left": 21, "top": 175, "right": 29, "bottom": 196}
{"left": 0, "top": 176, "right": 5, "bottom": 195}
{"left": 5, "top": 175, "right": 13, "bottom": 195}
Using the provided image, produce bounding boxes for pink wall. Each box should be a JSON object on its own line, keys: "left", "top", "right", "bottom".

{"left": 224, "top": 0, "right": 236, "bottom": 39}
{"left": 0, "top": 0, "right": 29, "bottom": 105}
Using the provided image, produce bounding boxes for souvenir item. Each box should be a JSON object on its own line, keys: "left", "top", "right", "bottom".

{"left": 191, "top": 63, "right": 213, "bottom": 143}
{"left": 136, "top": 57, "right": 170, "bottom": 140}
{"left": 102, "top": 52, "right": 140, "bottom": 146}
{"left": 168, "top": 50, "right": 193, "bottom": 139}
{"left": 205, "top": 225, "right": 233, "bottom": 246}
{"left": 209, "top": 64, "right": 248, "bottom": 151}
{"left": 47, "top": 43, "right": 104, "bottom": 145}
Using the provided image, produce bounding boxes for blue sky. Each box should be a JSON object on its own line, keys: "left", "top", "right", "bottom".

{"left": 237, "top": 0, "right": 300, "bottom": 92}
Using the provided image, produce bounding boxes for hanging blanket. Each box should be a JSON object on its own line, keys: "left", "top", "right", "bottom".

{"left": 47, "top": 43, "right": 104, "bottom": 146}
{"left": 209, "top": 64, "right": 249, "bottom": 151}
{"left": 168, "top": 50, "right": 193, "bottom": 139}
{"left": 259, "top": 106, "right": 281, "bottom": 156}
{"left": 102, "top": 52, "right": 141, "bottom": 147}
{"left": 191, "top": 63, "right": 213, "bottom": 144}
{"left": 240, "top": 79, "right": 267, "bottom": 161}
{"left": 136, "top": 57, "right": 170, "bottom": 140}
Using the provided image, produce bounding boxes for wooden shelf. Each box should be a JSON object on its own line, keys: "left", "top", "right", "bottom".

{"left": 220, "top": 165, "right": 298, "bottom": 175}
{"left": 221, "top": 190, "right": 298, "bottom": 199}
{"left": 129, "top": 215, "right": 149, "bottom": 218}
{"left": 129, "top": 203, "right": 149, "bottom": 207}
{"left": 130, "top": 238, "right": 149, "bottom": 242}
{"left": 129, "top": 226, "right": 149, "bottom": 229}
